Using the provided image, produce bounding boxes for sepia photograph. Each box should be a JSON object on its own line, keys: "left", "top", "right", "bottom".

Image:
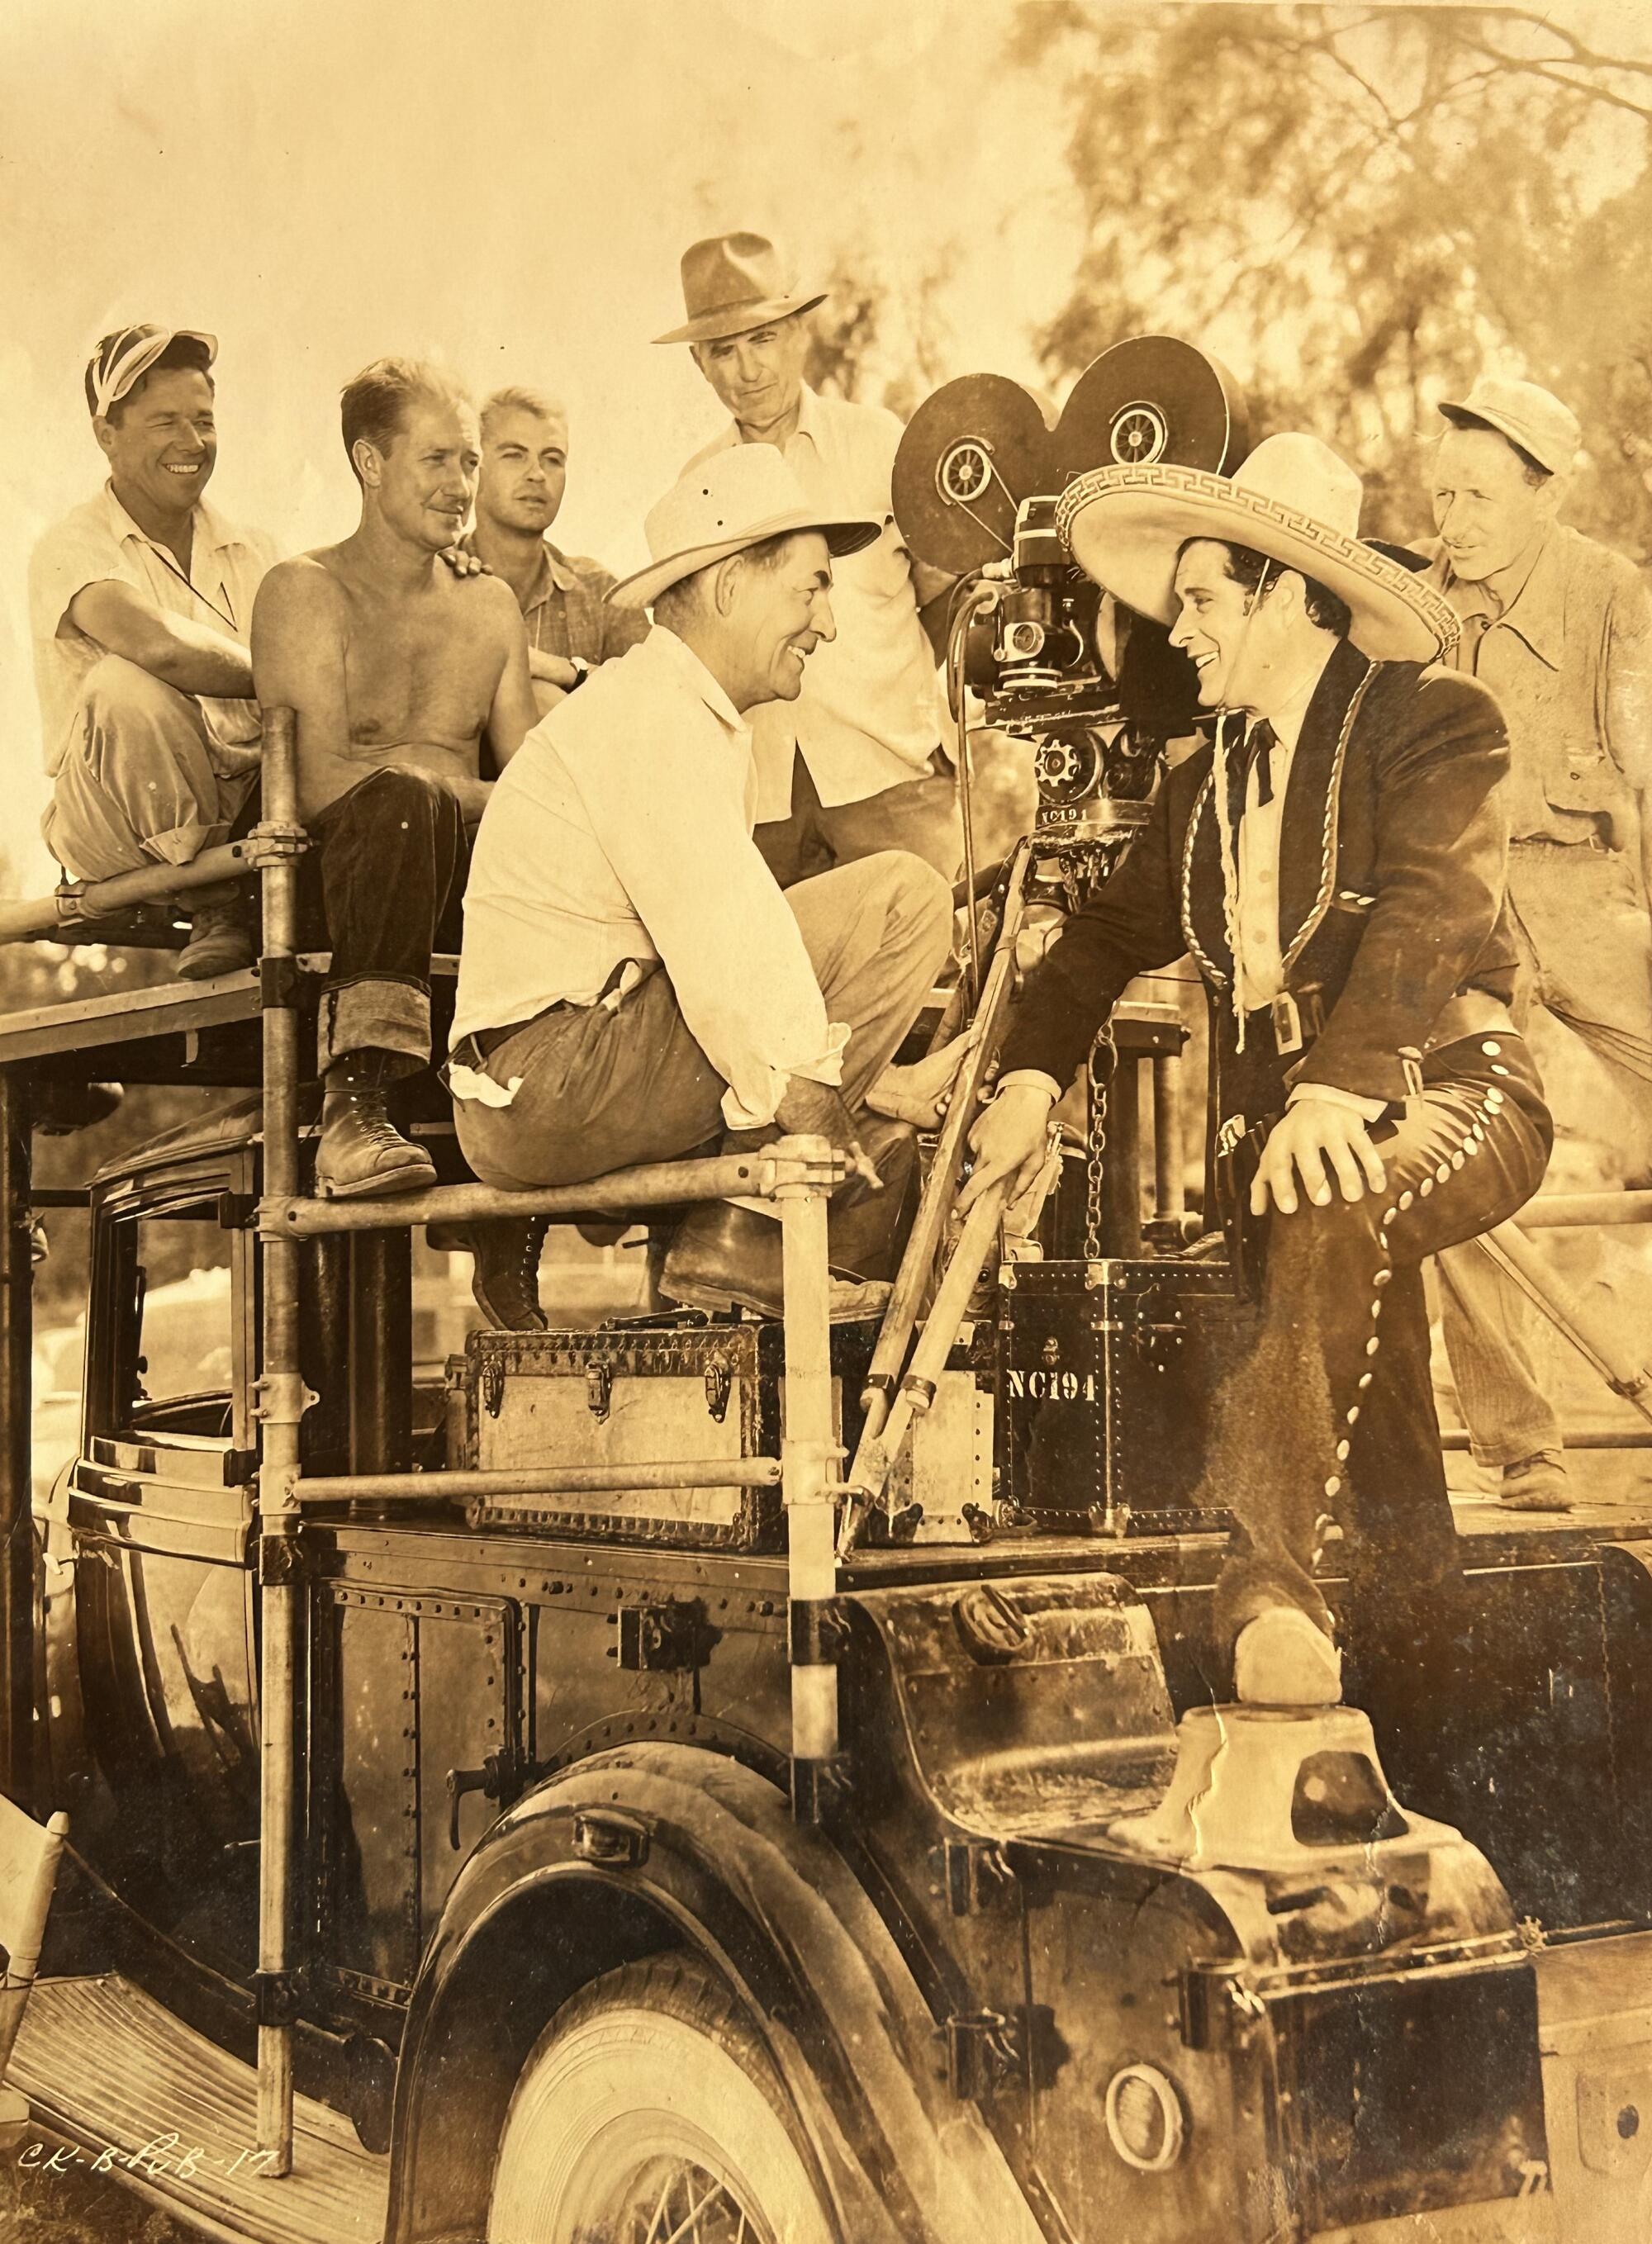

{"left": 0, "top": 1, "right": 1650, "bottom": 2237}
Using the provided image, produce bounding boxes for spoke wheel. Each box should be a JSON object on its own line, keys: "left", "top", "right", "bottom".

{"left": 487, "top": 1957, "right": 836, "bottom": 2244}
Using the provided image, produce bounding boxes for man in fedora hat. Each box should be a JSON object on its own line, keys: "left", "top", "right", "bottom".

{"left": 961, "top": 431, "right": 1552, "bottom": 1720}
{"left": 1421, "top": 376, "right": 1652, "bottom": 1516}
{"left": 657, "top": 231, "right": 961, "bottom": 885}
{"left": 447, "top": 444, "right": 957, "bottom": 1325}
{"left": 29, "top": 325, "right": 278, "bottom": 976}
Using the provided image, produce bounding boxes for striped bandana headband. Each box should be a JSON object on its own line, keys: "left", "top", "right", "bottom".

{"left": 88, "top": 325, "right": 217, "bottom": 419}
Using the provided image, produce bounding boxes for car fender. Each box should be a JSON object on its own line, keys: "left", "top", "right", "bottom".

{"left": 387, "top": 1741, "right": 1045, "bottom": 2244}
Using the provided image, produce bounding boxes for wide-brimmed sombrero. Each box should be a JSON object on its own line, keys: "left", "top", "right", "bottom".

{"left": 1056, "top": 431, "right": 1458, "bottom": 662}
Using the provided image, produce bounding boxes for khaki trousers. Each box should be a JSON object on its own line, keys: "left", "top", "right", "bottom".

{"left": 43, "top": 654, "right": 259, "bottom": 881}
{"left": 1437, "top": 842, "right": 1652, "bottom": 1467}
{"left": 454, "top": 852, "right": 953, "bottom": 1191}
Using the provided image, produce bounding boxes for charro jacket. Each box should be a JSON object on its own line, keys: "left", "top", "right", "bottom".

{"left": 998, "top": 637, "right": 1517, "bottom": 1122}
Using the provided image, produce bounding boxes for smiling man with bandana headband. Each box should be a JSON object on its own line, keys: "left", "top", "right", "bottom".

{"left": 30, "top": 325, "right": 278, "bottom": 976}
{"left": 962, "top": 433, "right": 1552, "bottom": 1719}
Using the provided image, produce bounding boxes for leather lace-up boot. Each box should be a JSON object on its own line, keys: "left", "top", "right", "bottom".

{"left": 315, "top": 1051, "right": 437, "bottom": 1200}
{"left": 177, "top": 885, "right": 254, "bottom": 980}
{"left": 463, "top": 1217, "right": 549, "bottom": 1331}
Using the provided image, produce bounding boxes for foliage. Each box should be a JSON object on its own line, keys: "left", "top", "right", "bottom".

{"left": 1012, "top": 2, "right": 1652, "bottom": 550}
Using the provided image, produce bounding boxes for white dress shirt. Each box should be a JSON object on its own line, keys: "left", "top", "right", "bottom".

{"left": 451, "top": 626, "right": 847, "bottom": 1131}
{"left": 29, "top": 482, "right": 276, "bottom": 776}
{"left": 683, "top": 385, "right": 943, "bottom": 817}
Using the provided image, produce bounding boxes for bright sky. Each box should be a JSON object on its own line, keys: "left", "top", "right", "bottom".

{"left": 0, "top": 0, "right": 1079, "bottom": 889}
{"left": 2, "top": 0, "right": 1644, "bottom": 892}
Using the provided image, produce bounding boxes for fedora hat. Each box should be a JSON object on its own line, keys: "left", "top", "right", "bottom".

{"left": 653, "top": 232, "right": 827, "bottom": 348}
{"left": 1056, "top": 432, "right": 1459, "bottom": 662}
{"left": 609, "top": 446, "right": 879, "bottom": 612}
{"left": 1438, "top": 375, "right": 1581, "bottom": 479}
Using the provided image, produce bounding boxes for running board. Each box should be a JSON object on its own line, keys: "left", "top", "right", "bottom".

{"left": 7, "top": 1975, "right": 387, "bottom": 2244}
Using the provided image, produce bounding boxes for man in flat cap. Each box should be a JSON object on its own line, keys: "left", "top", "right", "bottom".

{"left": 962, "top": 434, "right": 1550, "bottom": 1731}
{"left": 30, "top": 325, "right": 278, "bottom": 976}
{"left": 1425, "top": 376, "right": 1652, "bottom": 1515}
{"left": 657, "top": 231, "right": 961, "bottom": 885}
{"left": 449, "top": 445, "right": 956, "bottom": 1326}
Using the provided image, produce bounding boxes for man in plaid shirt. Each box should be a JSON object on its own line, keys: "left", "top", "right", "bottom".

{"left": 466, "top": 386, "right": 646, "bottom": 715}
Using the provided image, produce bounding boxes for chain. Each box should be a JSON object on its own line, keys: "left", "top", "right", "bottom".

{"left": 1083, "top": 1023, "right": 1115, "bottom": 1262}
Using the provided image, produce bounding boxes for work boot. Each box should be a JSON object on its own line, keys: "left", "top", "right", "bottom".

{"left": 463, "top": 1217, "right": 549, "bottom": 1332}
{"left": 1232, "top": 1608, "right": 1344, "bottom": 1708}
{"left": 1498, "top": 1451, "right": 1573, "bottom": 1512}
{"left": 177, "top": 888, "right": 254, "bottom": 980}
{"left": 660, "top": 1117, "right": 918, "bottom": 1321}
{"left": 315, "top": 1053, "right": 437, "bottom": 1200}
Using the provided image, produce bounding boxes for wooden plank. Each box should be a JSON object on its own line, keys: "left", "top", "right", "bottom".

{"left": 0, "top": 970, "right": 263, "bottom": 1063}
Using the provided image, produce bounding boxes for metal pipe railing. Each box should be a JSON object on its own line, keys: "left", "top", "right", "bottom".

{"left": 260, "top": 1153, "right": 785, "bottom": 1237}
{"left": 0, "top": 838, "right": 259, "bottom": 946}
{"left": 252, "top": 709, "right": 305, "bottom": 2173}
{"left": 1442, "top": 1428, "right": 1652, "bottom": 1451}
{"left": 1151, "top": 1052, "right": 1184, "bottom": 1221}
{"left": 292, "top": 1459, "right": 781, "bottom": 1504}
{"left": 1514, "top": 1191, "right": 1652, "bottom": 1230}
{"left": 0, "top": 1072, "right": 33, "bottom": 1815}
{"left": 776, "top": 1135, "right": 841, "bottom": 1823}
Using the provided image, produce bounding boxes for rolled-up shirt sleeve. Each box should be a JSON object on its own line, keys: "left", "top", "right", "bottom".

{"left": 565, "top": 719, "right": 846, "bottom": 1131}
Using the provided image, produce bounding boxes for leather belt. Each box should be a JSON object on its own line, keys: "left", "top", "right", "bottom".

{"left": 449, "top": 1002, "right": 571, "bottom": 1073}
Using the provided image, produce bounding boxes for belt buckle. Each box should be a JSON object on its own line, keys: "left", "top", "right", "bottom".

{"left": 1216, "top": 1113, "right": 1247, "bottom": 1159}
{"left": 1270, "top": 991, "right": 1303, "bottom": 1056}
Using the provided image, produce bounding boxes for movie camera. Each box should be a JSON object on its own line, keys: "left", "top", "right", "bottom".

{"left": 892, "top": 335, "right": 1249, "bottom": 888}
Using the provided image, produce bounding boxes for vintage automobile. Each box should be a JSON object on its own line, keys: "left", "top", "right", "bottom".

{"left": 0, "top": 341, "right": 1647, "bottom": 2244}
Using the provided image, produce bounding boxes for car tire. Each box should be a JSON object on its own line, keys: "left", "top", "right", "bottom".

{"left": 486, "top": 1952, "right": 838, "bottom": 2244}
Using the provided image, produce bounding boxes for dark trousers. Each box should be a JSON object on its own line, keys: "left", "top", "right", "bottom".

{"left": 1207, "top": 1034, "right": 1552, "bottom": 1673}
{"left": 297, "top": 771, "right": 467, "bottom": 1078}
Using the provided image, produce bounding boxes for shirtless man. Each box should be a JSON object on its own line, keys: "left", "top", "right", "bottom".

{"left": 251, "top": 358, "right": 538, "bottom": 1198}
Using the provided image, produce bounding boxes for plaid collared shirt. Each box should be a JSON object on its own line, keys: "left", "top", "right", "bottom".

{"left": 462, "top": 535, "right": 647, "bottom": 667}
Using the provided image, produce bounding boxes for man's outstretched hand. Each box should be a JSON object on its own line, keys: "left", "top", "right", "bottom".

{"left": 1251, "top": 1097, "right": 1387, "bottom": 1217}
{"left": 774, "top": 1078, "right": 883, "bottom": 1191}
{"left": 957, "top": 1083, "right": 1056, "bottom": 1215}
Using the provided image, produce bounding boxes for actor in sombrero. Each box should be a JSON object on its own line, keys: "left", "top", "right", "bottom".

{"left": 962, "top": 431, "right": 1553, "bottom": 1715}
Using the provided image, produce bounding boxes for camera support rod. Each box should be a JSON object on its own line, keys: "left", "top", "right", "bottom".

{"left": 855, "top": 841, "right": 1032, "bottom": 1451}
